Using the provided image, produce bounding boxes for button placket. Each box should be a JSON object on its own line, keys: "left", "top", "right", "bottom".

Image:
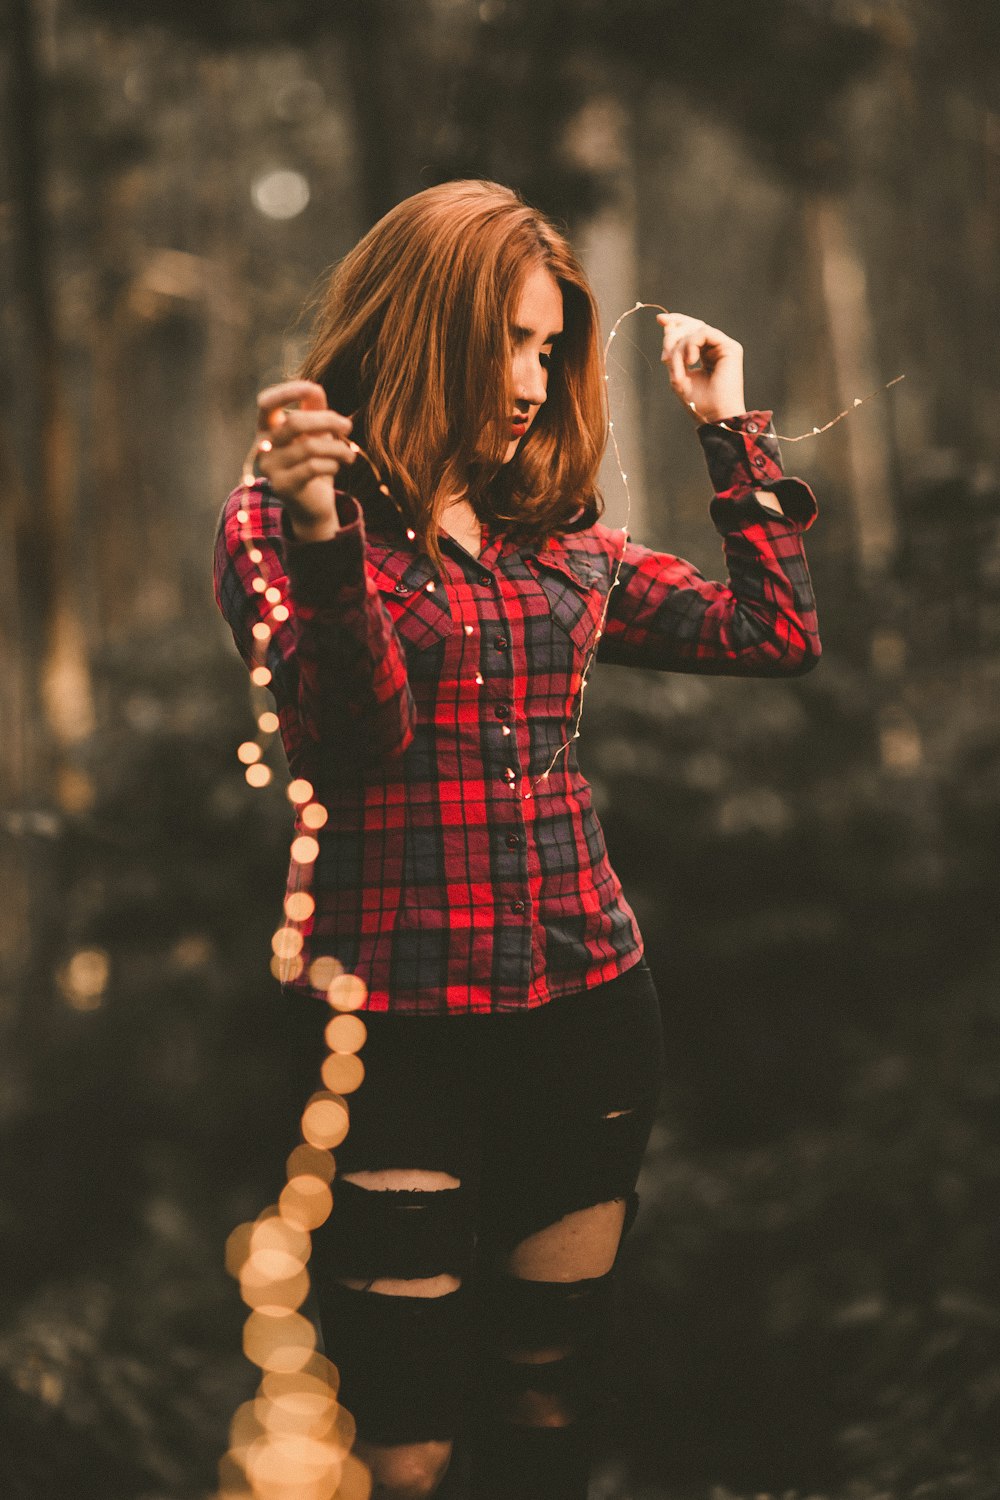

{"left": 469, "top": 569, "right": 520, "bottom": 791}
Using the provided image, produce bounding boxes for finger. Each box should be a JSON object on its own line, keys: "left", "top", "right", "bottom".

{"left": 263, "top": 450, "right": 353, "bottom": 498}
{"left": 270, "top": 411, "right": 356, "bottom": 446}
{"left": 281, "top": 438, "right": 355, "bottom": 465}
{"left": 695, "top": 325, "right": 741, "bottom": 363}
{"left": 256, "top": 380, "right": 337, "bottom": 430}
{"left": 658, "top": 312, "right": 703, "bottom": 336}
{"left": 682, "top": 336, "right": 706, "bottom": 371}
{"left": 276, "top": 457, "right": 345, "bottom": 492}
{"left": 660, "top": 331, "right": 689, "bottom": 367}
{"left": 278, "top": 435, "right": 357, "bottom": 466}
{"left": 669, "top": 343, "right": 690, "bottom": 394}
{"left": 661, "top": 319, "right": 705, "bottom": 366}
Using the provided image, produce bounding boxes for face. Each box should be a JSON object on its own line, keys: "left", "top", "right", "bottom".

{"left": 502, "top": 264, "right": 564, "bottom": 463}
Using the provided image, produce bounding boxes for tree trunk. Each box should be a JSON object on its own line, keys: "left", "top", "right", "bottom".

{"left": 9, "top": 0, "right": 95, "bottom": 798}
{"left": 803, "top": 193, "right": 898, "bottom": 578}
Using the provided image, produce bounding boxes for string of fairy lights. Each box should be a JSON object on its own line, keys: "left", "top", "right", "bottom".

{"left": 217, "top": 303, "right": 904, "bottom": 1500}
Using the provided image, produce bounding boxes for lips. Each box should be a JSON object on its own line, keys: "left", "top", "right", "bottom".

{"left": 509, "top": 415, "right": 529, "bottom": 435}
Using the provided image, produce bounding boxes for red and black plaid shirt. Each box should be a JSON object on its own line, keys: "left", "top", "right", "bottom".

{"left": 214, "top": 412, "right": 820, "bottom": 1014}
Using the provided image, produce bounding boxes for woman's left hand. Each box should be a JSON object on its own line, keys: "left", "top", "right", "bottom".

{"left": 657, "top": 312, "right": 746, "bottom": 426}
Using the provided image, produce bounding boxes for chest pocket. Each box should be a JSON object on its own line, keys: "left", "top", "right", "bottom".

{"left": 524, "top": 547, "right": 607, "bottom": 655}
{"left": 368, "top": 549, "right": 453, "bottom": 661}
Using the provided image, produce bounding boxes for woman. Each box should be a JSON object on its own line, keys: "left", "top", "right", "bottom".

{"left": 214, "top": 179, "right": 820, "bottom": 1500}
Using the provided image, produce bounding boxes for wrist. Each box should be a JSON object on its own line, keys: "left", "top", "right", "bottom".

{"left": 694, "top": 405, "right": 748, "bottom": 428}
{"left": 290, "top": 514, "right": 340, "bottom": 543}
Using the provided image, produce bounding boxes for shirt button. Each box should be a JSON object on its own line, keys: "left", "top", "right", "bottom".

{"left": 505, "top": 833, "right": 520, "bottom": 848}
{"left": 752, "top": 456, "right": 767, "bottom": 469}
{"left": 478, "top": 572, "right": 492, "bottom": 587}
{"left": 494, "top": 704, "right": 510, "bottom": 720}
{"left": 746, "top": 421, "right": 759, "bottom": 433}
{"left": 394, "top": 581, "right": 411, "bottom": 595}
{"left": 510, "top": 899, "right": 526, "bottom": 915}
{"left": 494, "top": 635, "right": 509, "bottom": 650}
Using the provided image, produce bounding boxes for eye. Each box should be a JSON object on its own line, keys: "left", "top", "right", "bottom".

{"left": 539, "top": 352, "right": 552, "bottom": 370}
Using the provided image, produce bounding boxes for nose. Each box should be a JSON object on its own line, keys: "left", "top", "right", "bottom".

{"left": 512, "top": 350, "right": 548, "bottom": 410}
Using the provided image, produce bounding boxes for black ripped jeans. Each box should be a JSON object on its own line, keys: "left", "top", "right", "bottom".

{"left": 303, "top": 960, "right": 665, "bottom": 1497}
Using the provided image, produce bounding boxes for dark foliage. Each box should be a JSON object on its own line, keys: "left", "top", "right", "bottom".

{"left": 3, "top": 1, "right": 998, "bottom": 1496}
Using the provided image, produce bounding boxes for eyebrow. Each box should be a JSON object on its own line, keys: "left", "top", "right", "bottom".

{"left": 511, "top": 325, "right": 563, "bottom": 344}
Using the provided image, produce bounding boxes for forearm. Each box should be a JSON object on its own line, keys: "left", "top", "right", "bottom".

{"left": 214, "top": 484, "right": 415, "bottom": 777}
{"left": 598, "top": 413, "right": 821, "bottom": 676}
{"left": 285, "top": 505, "right": 416, "bottom": 770}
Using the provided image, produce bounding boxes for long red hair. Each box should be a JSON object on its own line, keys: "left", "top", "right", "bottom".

{"left": 297, "top": 180, "right": 607, "bottom": 559}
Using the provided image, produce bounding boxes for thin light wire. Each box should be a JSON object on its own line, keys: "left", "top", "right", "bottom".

{"left": 525, "top": 302, "right": 905, "bottom": 791}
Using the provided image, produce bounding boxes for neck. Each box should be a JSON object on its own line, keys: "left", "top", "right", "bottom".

{"left": 439, "top": 495, "right": 483, "bottom": 557}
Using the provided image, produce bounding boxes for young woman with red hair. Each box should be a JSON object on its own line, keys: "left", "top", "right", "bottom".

{"left": 215, "top": 179, "right": 820, "bottom": 1499}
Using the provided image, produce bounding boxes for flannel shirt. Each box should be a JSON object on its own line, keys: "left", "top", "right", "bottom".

{"left": 214, "top": 412, "right": 820, "bottom": 1015}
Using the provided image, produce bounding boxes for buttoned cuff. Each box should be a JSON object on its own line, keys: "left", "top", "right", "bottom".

{"left": 697, "top": 410, "right": 784, "bottom": 494}
{"left": 284, "top": 492, "right": 367, "bottom": 607}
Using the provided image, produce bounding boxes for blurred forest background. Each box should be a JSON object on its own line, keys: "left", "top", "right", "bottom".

{"left": 2, "top": 1, "right": 999, "bottom": 1496}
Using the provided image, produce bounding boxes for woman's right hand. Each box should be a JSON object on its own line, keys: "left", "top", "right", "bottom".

{"left": 254, "top": 380, "right": 357, "bottom": 543}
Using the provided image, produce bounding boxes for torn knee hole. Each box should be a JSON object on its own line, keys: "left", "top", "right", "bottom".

{"left": 504, "top": 1344, "right": 570, "bottom": 1365}
{"left": 336, "top": 1272, "right": 462, "bottom": 1296}
{"left": 502, "top": 1389, "right": 578, "bottom": 1428}
{"left": 323, "top": 1175, "right": 471, "bottom": 1285}
{"left": 340, "top": 1168, "right": 461, "bottom": 1192}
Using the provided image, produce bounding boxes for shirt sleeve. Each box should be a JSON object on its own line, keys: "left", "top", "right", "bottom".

{"left": 213, "top": 481, "right": 415, "bottom": 780}
{"left": 597, "top": 411, "right": 821, "bottom": 677}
